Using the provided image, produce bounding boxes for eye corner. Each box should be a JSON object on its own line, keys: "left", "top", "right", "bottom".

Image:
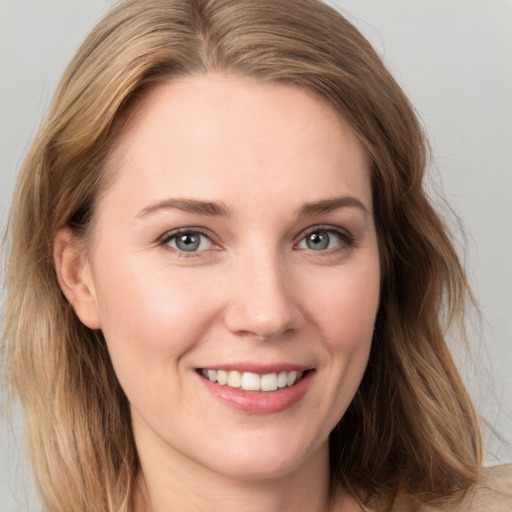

{"left": 158, "top": 227, "right": 220, "bottom": 255}
{"left": 295, "top": 225, "right": 356, "bottom": 254}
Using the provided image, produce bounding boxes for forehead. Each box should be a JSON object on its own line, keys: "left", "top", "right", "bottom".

{"left": 100, "top": 73, "right": 371, "bottom": 216}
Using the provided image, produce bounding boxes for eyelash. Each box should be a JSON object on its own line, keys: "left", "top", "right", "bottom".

{"left": 158, "top": 225, "right": 356, "bottom": 256}
{"left": 296, "top": 225, "right": 356, "bottom": 253}
{"left": 158, "top": 228, "right": 217, "bottom": 256}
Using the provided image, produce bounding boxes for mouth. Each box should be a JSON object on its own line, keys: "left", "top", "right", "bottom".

{"left": 196, "top": 366, "right": 315, "bottom": 414}
{"left": 197, "top": 368, "right": 310, "bottom": 392}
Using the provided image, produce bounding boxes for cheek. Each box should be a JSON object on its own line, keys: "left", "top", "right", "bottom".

{"left": 315, "top": 264, "right": 380, "bottom": 347}
{"left": 287, "top": 259, "right": 379, "bottom": 439}
{"left": 92, "top": 253, "right": 217, "bottom": 374}
{"left": 311, "top": 259, "right": 379, "bottom": 401}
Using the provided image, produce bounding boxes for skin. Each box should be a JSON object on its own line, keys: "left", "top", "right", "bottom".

{"left": 55, "top": 74, "right": 380, "bottom": 512}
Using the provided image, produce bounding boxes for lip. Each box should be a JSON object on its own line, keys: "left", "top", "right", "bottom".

{"left": 197, "top": 367, "right": 315, "bottom": 415}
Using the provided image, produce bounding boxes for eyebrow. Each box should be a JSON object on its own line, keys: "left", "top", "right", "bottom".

{"left": 137, "top": 198, "right": 232, "bottom": 218}
{"left": 298, "top": 196, "right": 369, "bottom": 217}
{"left": 136, "top": 195, "right": 368, "bottom": 219}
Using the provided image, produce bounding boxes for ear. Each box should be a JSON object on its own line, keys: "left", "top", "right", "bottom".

{"left": 54, "top": 228, "right": 102, "bottom": 329}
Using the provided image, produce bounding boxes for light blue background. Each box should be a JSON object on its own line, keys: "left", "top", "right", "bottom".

{"left": 1, "top": 1, "right": 511, "bottom": 510}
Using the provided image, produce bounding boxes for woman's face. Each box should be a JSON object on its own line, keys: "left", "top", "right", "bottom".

{"left": 76, "top": 75, "right": 380, "bottom": 481}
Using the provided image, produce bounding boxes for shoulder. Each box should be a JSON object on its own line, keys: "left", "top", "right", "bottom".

{"left": 464, "top": 464, "right": 512, "bottom": 512}
{"left": 386, "top": 465, "right": 512, "bottom": 512}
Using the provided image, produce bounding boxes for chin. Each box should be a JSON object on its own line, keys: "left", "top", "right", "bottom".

{"left": 191, "top": 428, "right": 328, "bottom": 482}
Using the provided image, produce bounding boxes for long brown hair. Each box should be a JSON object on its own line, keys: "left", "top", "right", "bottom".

{"left": 2, "top": 1, "right": 481, "bottom": 510}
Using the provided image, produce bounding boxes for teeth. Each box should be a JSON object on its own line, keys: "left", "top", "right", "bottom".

{"left": 261, "top": 373, "right": 278, "bottom": 391}
{"left": 217, "top": 370, "right": 228, "bottom": 385}
{"left": 201, "top": 369, "right": 305, "bottom": 391}
{"left": 241, "top": 372, "right": 260, "bottom": 391}
{"left": 277, "top": 371, "right": 288, "bottom": 388}
{"left": 227, "top": 370, "right": 241, "bottom": 388}
{"left": 287, "top": 370, "right": 298, "bottom": 387}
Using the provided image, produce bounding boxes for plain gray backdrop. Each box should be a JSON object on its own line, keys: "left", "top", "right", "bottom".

{"left": 1, "top": 1, "right": 511, "bottom": 510}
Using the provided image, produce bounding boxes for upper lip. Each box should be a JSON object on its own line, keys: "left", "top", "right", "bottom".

{"left": 196, "top": 363, "right": 313, "bottom": 374}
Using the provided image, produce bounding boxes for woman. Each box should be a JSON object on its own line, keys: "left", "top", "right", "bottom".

{"left": 2, "top": 0, "right": 511, "bottom": 511}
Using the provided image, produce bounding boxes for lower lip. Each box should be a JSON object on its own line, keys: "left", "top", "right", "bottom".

{"left": 199, "top": 371, "right": 314, "bottom": 414}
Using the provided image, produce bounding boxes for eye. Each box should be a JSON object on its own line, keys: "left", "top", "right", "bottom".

{"left": 297, "top": 227, "right": 353, "bottom": 252}
{"left": 161, "top": 230, "right": 214, "bottom": 253}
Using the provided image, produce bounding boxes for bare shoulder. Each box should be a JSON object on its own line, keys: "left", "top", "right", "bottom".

{"left": 465, "top": 464, "right": 512, "bottom": 511}
{"left": 383, "top": 465, "right": 512, "bottom": 512}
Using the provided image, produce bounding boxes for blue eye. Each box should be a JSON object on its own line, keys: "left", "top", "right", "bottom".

{"left": 163, "top": 230, "right": 213, "bottom": 252}
{"left": 298, "top": 228, "right": 351, "bottom": 251}
{"left": 304, "top": 231, "right": 330, "bottom": 250}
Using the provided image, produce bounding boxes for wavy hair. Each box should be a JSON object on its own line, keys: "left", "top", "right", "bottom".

{"left": 2, "top": 0, "right": 481, "bottom": 510}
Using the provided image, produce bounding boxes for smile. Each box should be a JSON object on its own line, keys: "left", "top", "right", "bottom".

{"left": 197, "top": 366, "right": 315, "bottom": 414}
{"left": 199, "top": 369, "right": 306, "bottom": 392}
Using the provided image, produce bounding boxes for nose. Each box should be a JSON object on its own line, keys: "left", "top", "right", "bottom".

{"left": 223, "top": 251, "right": 302, "bottom": 340}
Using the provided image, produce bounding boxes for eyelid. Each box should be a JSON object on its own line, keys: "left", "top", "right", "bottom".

{"left": 295, "top": 224, "right": 356, "bottom": 249}
{"left": 156, "top": 224, "right": 356, "bottom": 254}
{"left": 158, "top": 227, "right": 220, "bottom": 252}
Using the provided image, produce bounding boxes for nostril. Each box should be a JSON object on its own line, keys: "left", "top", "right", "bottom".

{"left": 223, "top": 305, "right": 301, "bottom": 341}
